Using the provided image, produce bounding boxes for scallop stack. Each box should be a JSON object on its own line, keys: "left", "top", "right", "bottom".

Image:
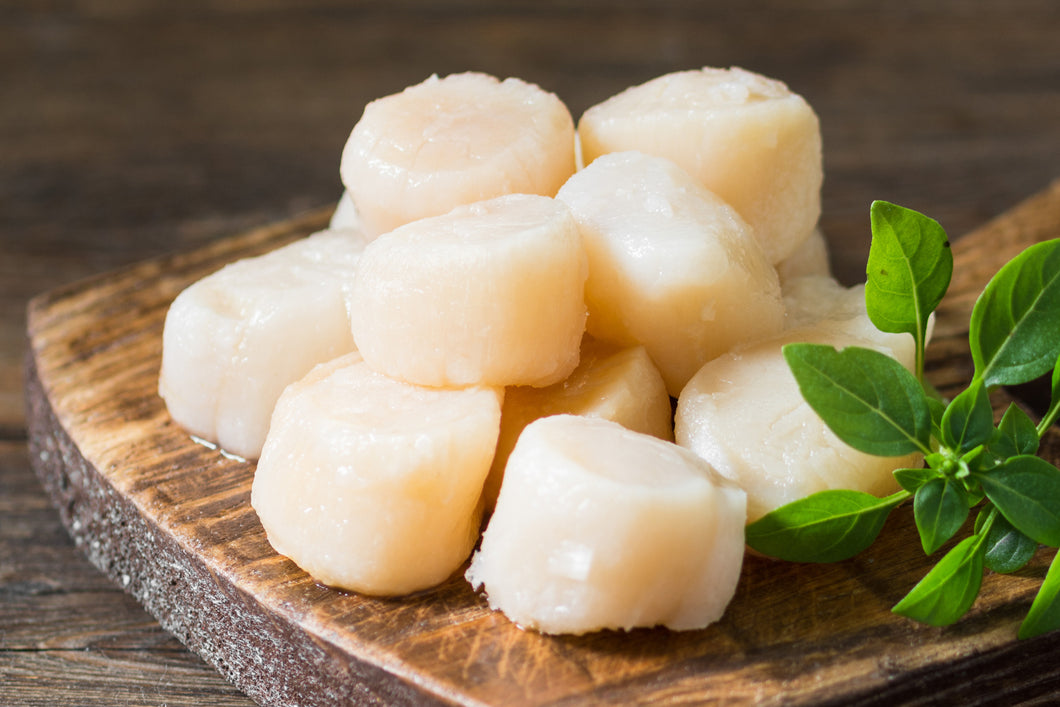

{"left": 158, "top": 67, "right": 915, "bottom": 635}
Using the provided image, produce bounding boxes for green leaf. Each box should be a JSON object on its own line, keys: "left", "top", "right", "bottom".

{"left": 991, "top": 403, "right": 1040, "bottom": 459}
{"left": 914, "top": 477, "right": 970, "bottom": 554}
{"left": 745, "top": 489, "right": 907, "bottom": 563}
{"left": 969, "top": 239, "right": 1060, "bottom": 388}
{"left": 963, "top": 476, "right": 986, "bottom": 507}
{"left": 1020, "top": 551, "right": 1060, "bottom": 639}
{"left": 978, "top": 509, "right": 1038, "bottom": 574}
{"left": 962, "top": 445, "right": 996, "bottom": 476}
{"left": 926, "top": 395, "right": 947, "bottom": 441}
{"left": 1037, "top": 354, "right": 1060, "bottom": 436}
{"left": 975, "top": 455, "right": 1060, "bottom": 547}
{"left": 894, "top": 466, "right": 938, "bottom": 493}
{"left": 940, "top": 379, "right": 994, "bottom": 454}
{"left": 1054, "top": 353, "right": 1060, "bottom": 408}
{"left": 783, "top": 343, "right": 933, "bottom": 457}
{"left": 892, "top": 534, "right": 985, "bottom": 627}
{"left": 865, "top": 201, "right": 952, "bottom": 380}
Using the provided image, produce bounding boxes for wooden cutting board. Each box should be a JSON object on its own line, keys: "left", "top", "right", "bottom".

{"left": 24, "top": 180, "right": 1060, "bottom": 706}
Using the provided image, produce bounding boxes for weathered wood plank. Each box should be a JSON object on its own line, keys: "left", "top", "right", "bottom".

{"left": 0, "top": 648, "right": 253, "bottom": 707}
{"left": 21, "top": 179, "right": 1060, "bottom": 706}
{"left": 0, "top": 440, "right": 256, "bottom": 705}
{"left": 1, "top": 441, "right": 121, "bottom": 593}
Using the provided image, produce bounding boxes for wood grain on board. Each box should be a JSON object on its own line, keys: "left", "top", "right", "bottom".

{"left": 23, "top": 179, "right": 1060, "bottom": 705}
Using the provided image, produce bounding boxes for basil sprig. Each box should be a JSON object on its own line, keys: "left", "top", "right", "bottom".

{"left": 865, "top": 200, "right": 952, "bottom": 381}
{"left": 744, "top": 200, "right": 1060, "bottom": 638}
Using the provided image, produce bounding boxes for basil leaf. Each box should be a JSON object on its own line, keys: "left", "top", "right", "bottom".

{"left": 940, "top": 379, "right": 994, "bottom": 454}
{"left": 980, "top": 510, "right": 1038, "bottom": 574}
{"left": 927, "top": 395, "right": 947, "bottom": 442}
{"left": 975, "top": 455, "right": 1060, "bottom": 547}
{"left": 894, "top": 466, "right": 937, "bottom": 493}
{"left": 745, "top": 489, "right": 907, "bottom": 563}
{"left": 991, "top": 403, "right": 1040, "bottom": 459}
{"left": 1053, "top": 353, "right": 1060, "bottom": 412}
{"left": 969, "top": 239, "right": 1060, "bottom": 388}
{"left": 865, "top": 201, "right": 952, "bottom": 381}
{"left": 1019, "top": 552, "right": 1060, "bottom": 639}
{"left": 1037, "top": 354, "right": 1060, "bottom": 435}
{"left": 964, "top": 478, "right": 986, "bottom": 508}
{"left": 914, "top": 477, "right": 970, "bottom": 554}
{"left": 783, "top": 343, "right": 933, "bottom": 456}
{"left": 963, "top": 445, "right": 996, "bottom": 476}
{"left": 892, "top": 534, "right": 985, "bottom": 627}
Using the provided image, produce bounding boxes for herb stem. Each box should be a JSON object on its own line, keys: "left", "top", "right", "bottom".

{"left": 884, "top": 489, "right": 914, "bottom": 507}
{"left": 1037, "top": 403, "right": 1060, "bottom": 439}
{"left": 915, "top": 328, "right": 926, "bottom": 385}
{"left": 977, "top": 505, "right": 999, "bottom": 539}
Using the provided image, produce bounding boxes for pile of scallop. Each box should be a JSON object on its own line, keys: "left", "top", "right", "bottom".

{"left": 159, "top": 68, "right": 920, "bottom": 636}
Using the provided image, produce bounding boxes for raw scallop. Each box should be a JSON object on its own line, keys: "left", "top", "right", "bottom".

{"left": 578, "top": 66, "right": 822, "bottom": 264}
{"left": 556, "top": 150, "right": 784, "bottom": 395}
{"left": 350, "top": 193, "right": 587, "bottom": 388}
{"left": 467, "top": 415, "right": 746, "bottom": 635}
{"left": 252, "top": 352, "right": 503, "bottom": 596}
{"left": 482, "top": 337, "right": 673, "bottom": 513}
{"left": 158, "top": 228, "right": 367, "bottom": 459}
{"left": 340, "top": 72, "right": 576, "bottom": 238}
{"left": 676, "top": 278, "right": 922, "bottom": 522}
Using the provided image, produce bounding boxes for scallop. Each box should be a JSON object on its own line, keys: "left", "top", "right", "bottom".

{"left": 251, "top": 352, "right": 503, "bottom": 596}
{"left": 158, "top": 228, "right": 368, "bottom": 459}
{"left": 556, "top": 150, "right": 784, "bottom": 395}
{"left": 349, "top": 193, "right": 587, "bottom": 388}
{"left": 340, "top": 72, "right": 576, "bottom": 238}
{"left": 676, "top": 278, "right": 922, "bottom": 522}
{"left": 467, "top": 415, "right": 746, "bottom": 635}
{"left": 579, "top": 66, "right": 823, "bottom": 264}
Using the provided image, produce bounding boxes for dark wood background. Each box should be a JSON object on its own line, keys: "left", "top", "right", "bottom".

{"left": 3, "top": 1, "right": 1059, "bottom": 704}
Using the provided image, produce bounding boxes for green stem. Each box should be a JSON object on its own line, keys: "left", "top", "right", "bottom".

{"left": 884, "top": 489, "right": 914, "bottom": 508}
{"left": 978, "top": 505, "right": 999, "bottom": 538}
{"left": 915, "top": 326, "right": 926, "bottom": 385}
{"left": 1037, "top": 400, "right": 1060, "bottom": 438}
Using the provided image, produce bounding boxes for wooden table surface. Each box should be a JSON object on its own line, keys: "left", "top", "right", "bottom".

{"left": 3, "top": 2, "right": 1059, "bottom": 705}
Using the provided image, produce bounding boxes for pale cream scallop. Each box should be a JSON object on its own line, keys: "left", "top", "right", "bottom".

{"left": 467, "top": 415, "right": 746, "bottom": 635}
{"left": 579, "top": 66, "right": 823, "bottom": 264}
{"left": 350, "top": 193, "right": 587, "bottom": 388}
{"left": 676, "top": 279, "right": 922, "bottom": 523}
{"left": 158, "top": 228, "right": 369, "bottom": 460}
{"left": 340, "top": 72, "right": 577, "bottom": 238}
{"left": 781, "top": 275, "right": 928, "bottom": 359}
{"left": 329, "top": 189, "right": 360, "bottom": 230}
{"left": 776, "top": 227, "right": 831, "bottom": 284}
{"left": 251, "top": 352, "right": 503, "bottom": 596}
{"left": 783, "top": 275, "right": 870, "bottom": 330}
{"left": 482, "top": 337, "right": 673, "bottom": 514}
{"left": 556, "top": 150, "right": 784, "bottom": 395}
